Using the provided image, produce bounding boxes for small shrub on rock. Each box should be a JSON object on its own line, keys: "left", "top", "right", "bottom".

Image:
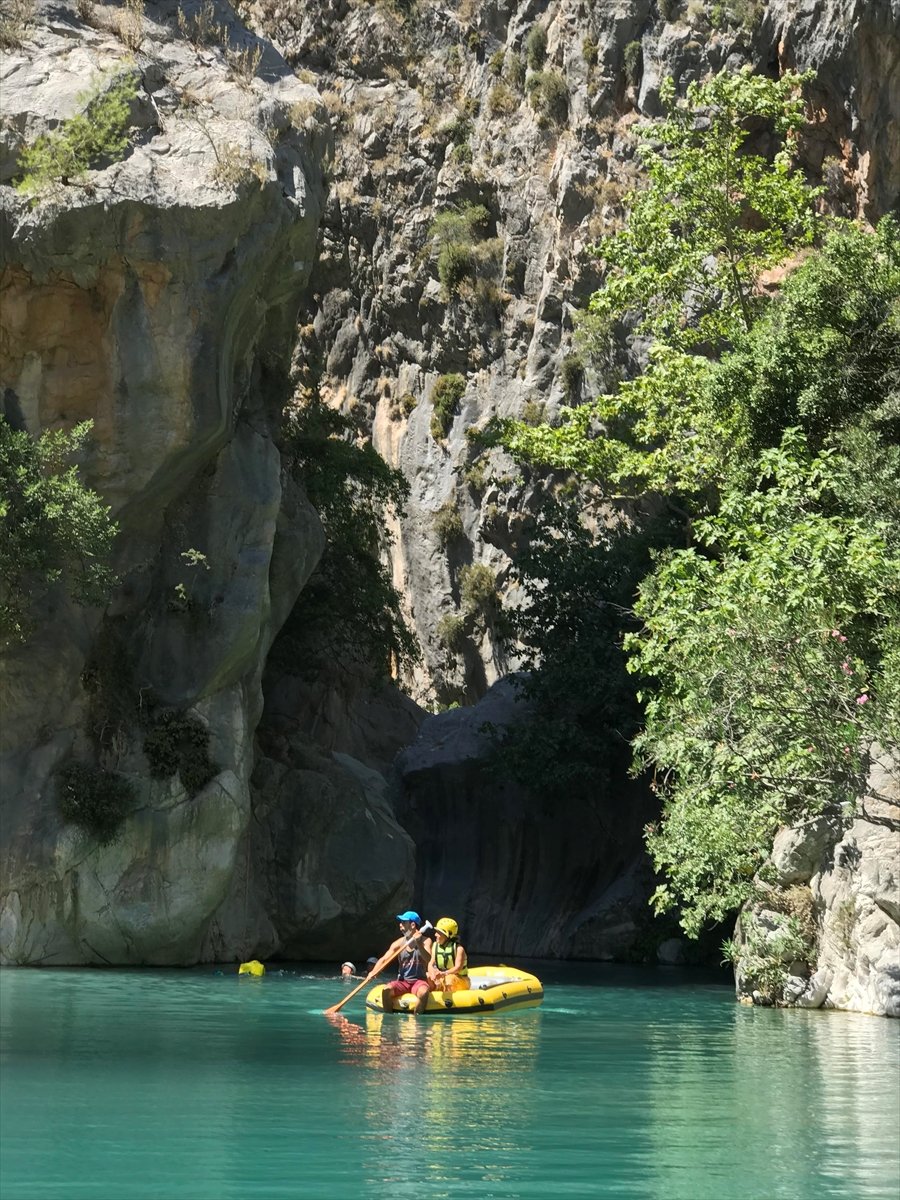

{"left": 459, "top": 562, "right": 498, "bottom": 616}
{"left": 433, "top": 501, "right": 465, "bottom": 546}
{"left": 436, "top": 613, "right": 467, "bottom": 653}
{"left": 488, "top": 83, "right": 519, "bottom": 117}
{"left": 58, "top": 763, "right": 132, "bottom": 845}
{"left": 623, "top": 41, "right": 642, "bottom": 86}
{"left": 521, "top": 400, "right": 545, "bottom": 426}
{"left": 524, "top": 24, "right": 547, "bottom": 70}
{"left": 16, "top": 71, "right": 138, "bottom": 196}
{"left": 144, "top": 710, "right": 218, "bottom": 797}
{"left": 430, "top": 203, "right": 493, "bottom": 296}
{"left": 463, "top": 456, "right": 489, "bottom": 493}
{"left": 431, "top": 373, "right": 466, "bottom": 439}
{"left": 527, "top": 70, "right": 569, "bottom": 126}
{"left": 561, "top": 353, "right": 585, "bottom": 400}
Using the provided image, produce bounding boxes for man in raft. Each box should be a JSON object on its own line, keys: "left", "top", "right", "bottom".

{"left": 379, "top": 911, "right": 434, "bottom": 1014}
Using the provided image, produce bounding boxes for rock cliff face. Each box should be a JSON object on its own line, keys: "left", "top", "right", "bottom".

{"left": 0, "top": 0, "right": 413, "bottom": 964}
{"left": 395, "top": 678, "right": 658, "bottom": 959}
{"left": 1, "top": 0, "right": 898, "bottom": 993}
{"left": 736, "top": 748, "right": 900, "bottom": 1017}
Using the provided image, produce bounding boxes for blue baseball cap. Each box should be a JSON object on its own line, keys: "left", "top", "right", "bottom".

{"left": 396, "top": 910, "right": 421, "bottom": 923}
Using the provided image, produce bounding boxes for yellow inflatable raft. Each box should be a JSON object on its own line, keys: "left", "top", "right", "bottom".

{"left": 365, "top": 965, "right": 543, "bottom": 1015}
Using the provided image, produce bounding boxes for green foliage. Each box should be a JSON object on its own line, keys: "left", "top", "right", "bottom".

{"left": 0, "top": 418, "right": 116, "bottom": 646}
{"left": 488, "top": 49, "right": 505, "bottom": 76}
{"left": 16, "top": 72, "right": 137, "bottom": 196}
{"left": 623, "top": 40, "right": 642, "bottom": 86}
{"left": 633, "top": 435, "right": 900, "bottom": 934}
{"left": 433, "top": 501, "right": 464, "bottom": 546}
{"left": 437, "top": 241, "right": 475, "bottom": 294}
{"left": 144, "top": 710, "right": 218, "bottom": 796}
{"left": 436, "top": 612, "right": 467, "bottom": 653}
{"left": 58, "top": 763, "right": 132, "bottom": 845}
{"left": 658, "top": 0, "right": 677, "bottom": 19}
{"left": 442, "top": 112, "right": 472, "bottom": 146}
{"left": 496, "top": 218, "right": 900, "bottom": 509}
{"left": 521, "top": 401, "right": 545, "bottom": 426}
{"left": 451, "top": 141, "right": 473, "bottom": 165}
{"left": 431, "top": 373, "right": 467, "bottom": 439}
{"left": 494, "top": 504, "right": 678, "bottom": 800}
{"left": 490, "top": 67, "right": 899, "bottom": 941}
{"left": 524, "top": 25, "right": 547, "bottom": 70}
{"left": 560, "top": 354, "right": 584, "bottom": 401}
{"left": 459, "top": 563, "right": 498, "bottom": 617}
{"left": 275, "top": 398, "right": 418, "bottom": 678}
{"left": 716, "top": 217, "right": 900, "bottom": 460}
{"left": 488, "top": 83, "right": 519, "bottom": 117}
{"left": 590, "top": 67, "right": 818, "bottom": 350}
{"left": 734, "top": 905, "right": 816, "bottom": 1003}
{"left": 526, "top": 70, "right": 569, "bottom": 126}
{"left": 463, "top": 456, "right": 489, "bottom": 493}
{"left": 430, "top": 204, "right": 498, "bottom": 296}
{"left": 582, "top": 37, "right": 598, "bottom": 68}
{"left": 505, "top": 51, "right": 526, "bottom": 89}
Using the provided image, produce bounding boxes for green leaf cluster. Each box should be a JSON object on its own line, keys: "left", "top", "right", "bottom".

{"left": 0, "top": 418, "right": 117, "bottom": 646}
{"left": 632, "top": 436, "right": 900, "bottom": 933}
{"left": 58, "top": 763, "right": 133, "bottom": 845}
{"left": 429, "top": 204, "right": 500, "bottom": 297}
{"left": 590, "top": 67, "right": 818, "bottom": 350}
{"left": 431, "top": 373, "right": 467, "bottom": 439}
{"left": 16, "top": 71, "right": 138, "bottom": 196}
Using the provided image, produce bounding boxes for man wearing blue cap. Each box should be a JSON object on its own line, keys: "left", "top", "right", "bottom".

{"left": 379, "top": 911, "right": 434, "bottom": 1014}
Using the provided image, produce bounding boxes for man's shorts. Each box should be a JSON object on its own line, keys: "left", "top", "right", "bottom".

{"left": 385, "top": 978, "right": 430, "bottom": 998}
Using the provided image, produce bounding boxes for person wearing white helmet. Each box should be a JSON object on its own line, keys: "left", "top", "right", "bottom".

{"left": 427, "top": 917, "right": 470, "bottom": 994}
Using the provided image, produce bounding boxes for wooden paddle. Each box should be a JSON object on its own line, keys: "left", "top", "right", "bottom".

{"left": 323, "top": 931, "right": 421, "bottom": 1016}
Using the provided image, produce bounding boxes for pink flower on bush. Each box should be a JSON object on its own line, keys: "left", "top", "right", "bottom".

{"left": 840, "top": 660, "right": 852, "bottom": 675}
{"left": 856, "top": 694, "right": 869, "bottom": 705}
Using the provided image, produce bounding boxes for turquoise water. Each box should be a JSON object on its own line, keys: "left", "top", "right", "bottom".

{"left": 1, "top": 962, "right": 898, "bottom": 1200}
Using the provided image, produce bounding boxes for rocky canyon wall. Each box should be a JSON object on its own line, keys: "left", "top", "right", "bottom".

{"left": 1, "top": 0, "right": 897, "bottom": 991}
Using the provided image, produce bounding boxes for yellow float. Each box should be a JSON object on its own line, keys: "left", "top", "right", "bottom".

{"left": 365, "top": 965, "right": 543, "bottom": 1015}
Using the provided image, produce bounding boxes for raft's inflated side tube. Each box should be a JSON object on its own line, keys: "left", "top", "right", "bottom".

{"left": 364, "top": 965, "right": 543, "bottom": 1015}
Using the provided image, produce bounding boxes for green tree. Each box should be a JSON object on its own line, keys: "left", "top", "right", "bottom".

{"left": 489, "top": 69, "right": 821, "bottom": 503}
{"left": 0, "top": 418, "right": 116, "bottom": 646}
{"left": 630, "top": 435, "right": 900, "bottom": 934}
{"left": 489, "top": 66, "right": 900, "bottom": 938}
{"left": 16, "top": 71, "right": 138, "bottom": 196}
{"left": 590, "top": 67, "right": 818, "bottom": 349}
{"left": 491, "top": 503, "right": 678, "bottom": 800}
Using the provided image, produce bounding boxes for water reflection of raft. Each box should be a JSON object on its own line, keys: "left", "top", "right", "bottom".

{"left": 365, "top": 965, "right": 544, "bottom": 1015}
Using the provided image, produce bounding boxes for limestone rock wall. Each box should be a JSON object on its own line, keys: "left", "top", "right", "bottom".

{"left": 394, "top": 678, "right": 659, "bottom": 960}
{"left": 1, "top": 0, "right": 898, "bottom": 983}
{"left": 0, "top": 0, "right": 415, "bottom": 965}
{"left": 240, "top": 0, "right": 900, "bottom": 709}
{"left": 735, "top": 748, "right": 900, "bottom": 1017}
